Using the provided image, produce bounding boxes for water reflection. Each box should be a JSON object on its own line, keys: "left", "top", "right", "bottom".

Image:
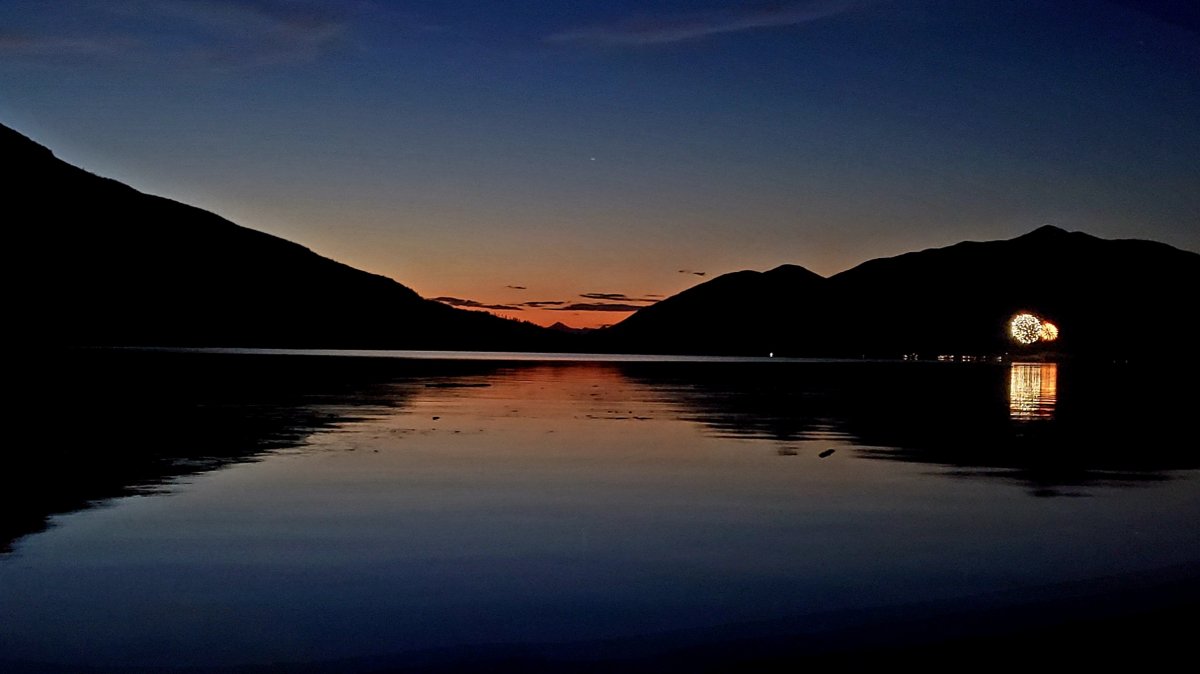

{"left": 622, "top": 360, "right": 1198, "bottom": 496}
{"left": 6, "top": 351, "right": 1199, "bottom": 555}
{"left": 4, "top": 351, "right": 1199, "bottom": 672}
{"left": 1009, "top": 362, "right": 1058, "bottom": 420}
{"left": 2, "top": 350, "right": 507, "bottom": 554}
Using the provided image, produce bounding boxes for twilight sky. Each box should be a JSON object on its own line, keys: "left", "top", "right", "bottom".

{"left": 2, "top": 0, "right": 1197, "bottom": 327}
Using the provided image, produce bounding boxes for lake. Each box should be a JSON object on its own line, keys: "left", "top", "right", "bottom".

{"left": 2, "top": 349, "right": 1198, "bottom": 672}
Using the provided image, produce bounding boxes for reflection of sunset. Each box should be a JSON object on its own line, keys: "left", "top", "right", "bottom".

{"left": 1009, "top": 363, "right": 1058, "bottom": 420}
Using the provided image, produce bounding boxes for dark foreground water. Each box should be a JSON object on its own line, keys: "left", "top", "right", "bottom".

{"left": 2, "top": 350, "right": 1198, "bottom": 672}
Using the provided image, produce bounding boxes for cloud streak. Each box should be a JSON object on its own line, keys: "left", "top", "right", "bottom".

{"left": 433, "top": 296, "right": 523, "bottom": 311}
{"left": 0, "top": 0, "right": 357, "bottom": 66}
{"left": 545, "top": 0, "right": 862, "bottom": 46}
{"left": 579, "top": 292, "right": 658, "bottom": 303}
{"left": 549, "top": 303, "right": 646, "bottom": 312}
{"left": 132, "top": 0, "right": 354, "bottom": 66}
{"left": 436, "top": 293, "right": 649, "bottom": 315}
{"left": 518, "top": 300, "right": 568, "bottom": 308}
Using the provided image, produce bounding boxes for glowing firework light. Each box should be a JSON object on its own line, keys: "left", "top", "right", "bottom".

{"left": 1010, "top": 313, "right": 1042, "bottom": 344}
{"left": 1038, "top": 321, "right": 1059, "bottom": 342}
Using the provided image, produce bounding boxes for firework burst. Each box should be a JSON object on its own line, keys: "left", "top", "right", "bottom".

{"left": 1038, "top": 321, "right": 1059, "bottom": 342}
{"left": 1010, "top": 313, "right": 1042, "bottom": 344}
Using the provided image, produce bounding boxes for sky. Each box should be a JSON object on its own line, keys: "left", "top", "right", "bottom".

{"left": 2, "top": 0, "right": 1198, "bottom": 328}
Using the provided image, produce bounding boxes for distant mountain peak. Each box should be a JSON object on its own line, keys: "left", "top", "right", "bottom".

{"left": 1031, "top": 224, "right": 1068, "bottom": 234}
{"left": 548, "top": 322, "right": 593, "bottom": 335}
{"left": 1018, "top": 224, "right": 1075, "bottom": 240}
{"left": 764, "top": 263, "right": 826, "bottom": 280}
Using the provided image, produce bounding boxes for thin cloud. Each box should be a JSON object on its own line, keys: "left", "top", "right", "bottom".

{"left": 506, "top": 285, "right": 527, "bottom": 290}
{"left": 433, "top": 296, "right": 523, "bottom": 311}
{"left": 138, "top": 0, "right": 354, "bottom": 66}
{"left": 679, "top": 269, "right": 707, "bottom": 277}
{"left": 579, "top": 292, "right": 658, "bottom": 303}
{"left": 1, "top": 0, "right": 358, "bottom": 66}
{"left": 550, "top": 303, "right": 646, "bottom": 312}
{"left": 546, "top": 0, "right": 863, "bottom": 46}
{"left": 518, "top": 300, "right": 567, "bottom": 308}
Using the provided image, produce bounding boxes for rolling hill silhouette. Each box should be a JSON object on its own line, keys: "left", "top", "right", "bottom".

{"left": 606, "top": 226, "right": 1199, "bottom": 358}
{"left": 604, "top": 264, "right": 826, "bottom": 354}
{"left": 4, "top": 123, "right": 563, "bottom": 350}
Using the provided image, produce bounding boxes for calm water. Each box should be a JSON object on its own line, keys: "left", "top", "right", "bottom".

{"left": 2, "top": 350, "right": 1198, "bottom": 671}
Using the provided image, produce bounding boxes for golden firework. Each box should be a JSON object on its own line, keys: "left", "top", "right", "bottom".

{"left": 1038, "top": 321, "right": 1059, "bottom": 342}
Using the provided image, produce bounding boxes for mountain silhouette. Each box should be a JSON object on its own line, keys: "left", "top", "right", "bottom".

{"left": 9, "top": 121, "right": 1196, "bottom": 358}
{"left": 605, "top": 225, "right": 1199, "bottom": 358}
{"left": 604, "top": 264, "right": 826, "bottom": 354}
{"left": 822, "top": 224, "right": 1199, "bottom": 357}
{"left": 4, "top": 123, "right": 564, "bottom": 350}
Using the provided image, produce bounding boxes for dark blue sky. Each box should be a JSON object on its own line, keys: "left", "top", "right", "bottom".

{"left": 3, "top": 0, "right": 1197, "bottom": 326}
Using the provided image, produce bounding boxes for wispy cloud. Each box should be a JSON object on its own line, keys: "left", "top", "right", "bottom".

{"left": 579, "top": 292, "right": 658, "bottom": 303}
{"left": 545, "top": 0, "right": 863, "bottom": 46}
{"left": 433, "top": 295, "right": 651, "bottom": 313}
{"left": 129, "top": 0, "right": 355, "bottom": 66}
{"left": 0, "top": 0, "right": 359, "bottom": 66}
{"left": 550, "top": 303, "right": 646, "bottom": 312}
{"left": 506, "top": 285, "right": 527, "bottom": 290}
{"left": 433, "top": 296, "right": 523, "bottom": 311}
{"left": 678, "top": 269, "right": 707, "bottom": 277}
{"left": 518, "top": 300, "right": 567, "bottom": 308}
{"left": 437, "top": 294, "right": 649, "bottom": 314}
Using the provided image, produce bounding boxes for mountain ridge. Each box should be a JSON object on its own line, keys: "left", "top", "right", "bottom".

{"left": 606, "top": 225, "right": 1199, "bottom": 358}
{"left": 5, "top": 122, "right": 564, "bottom": 351}
{"left": 8, "top": 121, "right": 1196, "bottom": 359}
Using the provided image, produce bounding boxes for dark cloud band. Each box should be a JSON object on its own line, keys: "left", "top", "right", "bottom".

{"left": 432, "top": 296, "right": 522, "bottom": 311}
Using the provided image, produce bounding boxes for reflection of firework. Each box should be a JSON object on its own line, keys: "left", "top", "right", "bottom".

{"left": 1010, "top": 313, "right": 1042, "bottom": 344}
{"left": 1038, "top": 321, "right": 1059, "bottom": 342}
{"left": 1009, "top": 362, "right": 1058, "bottom": 420}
